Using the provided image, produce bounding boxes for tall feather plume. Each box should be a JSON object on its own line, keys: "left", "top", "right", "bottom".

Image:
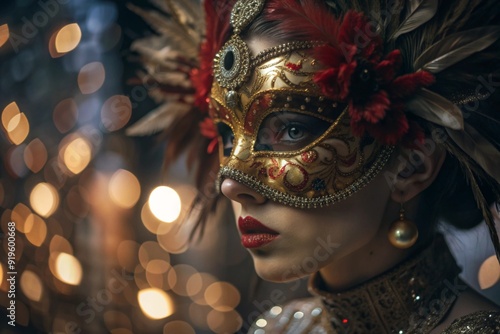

{"left": 414, "top": 26, "right": 500, "bottom": 73}
{"left": 446, "top": 124, "right": 500, "bottom": 184}
{"left": 128, "top": 5, "right": 200, "bottom": 56}
{"left": 265, "top": 0, "right": 341, "bottom": 45}
{"left": 127, "top": 0, "right": 235, "bottom": 240}
{"left": 389, "top": 0, "right": 438, "bottom": 41}
{"left": 444, "top": 140, "right": 500, "bottom": 262}
{"left": 434, "top": 0, "right": 479, "bottom": 39}
{"left": 406, "top": 89, "right": 464, "bottom": 130}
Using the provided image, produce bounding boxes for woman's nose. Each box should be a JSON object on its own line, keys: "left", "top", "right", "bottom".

{"left": 220, "top": 178, "right": 267, "bottom": 206}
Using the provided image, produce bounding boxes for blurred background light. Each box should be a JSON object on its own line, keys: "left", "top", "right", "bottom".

{"left": 478, "top": 255, "right": 500, "bottom": 290}
{"left": 163, "top": 321, "right": 195, "bottom": 334}
{"left": 60, "top": 135, "right": 92, "bottom": 175}
{"left": 0, "top": 24, "right": 8, "bottom": 48}
{"left": 2, "top": 102, "right": 20, "bottom": 130}
{"left": 53, "top": 98, "right": 78, "bottom": 133}
{"left": 54, "top": 23, "right": 81, "bottom": 54}
{"left": 207, "top": 309, "right": 243, "bottom": 334}
{"left": 148, "top": 186, "right": 181, "bottom": 223}
{"left": 54, "top": 252, "right": 82, "bottom": 286}
{"left": 29, "top": 182, "right": 59, "bottom": 218}
{"left": 78, "top": 61, "right": 105, "bottom": 94}
{"left": 204, "top": 282, "right": 240, "bottom": 312}
{"left": 24, "top": 138, "right": 48, "bottom": 173}
{"left": 108, "top": 169, "right": 141, "bottom": 209}
{"left": 25, "top": 214, "right": 47, "bottom": 247}
{"left": 137, "top": 288, "right": 174, "bottom": 320}
{"left": 11, "top": 203, "right": 31, "bottom": 233}
{"left": 2, "top": 102, "right": 30, "bottom": 145}
{"left": 20, "top": 270, "right": 44, "bottom": 302}
{"left": 101, "top": 95, "right": 132, "bottom": 132}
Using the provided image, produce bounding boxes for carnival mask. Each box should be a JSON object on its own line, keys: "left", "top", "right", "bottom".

{"left": 209, "top": 1, "right": 393, "bottom": 208}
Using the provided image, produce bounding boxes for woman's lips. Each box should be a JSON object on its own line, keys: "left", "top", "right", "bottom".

{"left": 238, "top": 216, "right": 279, "bottom": 249}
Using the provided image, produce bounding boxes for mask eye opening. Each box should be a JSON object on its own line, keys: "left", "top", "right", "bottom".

{"left": 216, "top": 122, "right": 235, "bottom": 157}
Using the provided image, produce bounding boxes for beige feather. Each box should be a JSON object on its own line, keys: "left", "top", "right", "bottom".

{"left": 406, "top": 88, "right": 464, "bottom": 130}
{"left": 389, "top": 0, "right": 438, "bottom": 41}
{"left": 414, "top": 26, "right": 500, "bottom": 73}
{"left": 446, "top": 124, "right": 500, "bottom": 183}
{"left": 126, "top": 103, "right": 191, "bottom": 136}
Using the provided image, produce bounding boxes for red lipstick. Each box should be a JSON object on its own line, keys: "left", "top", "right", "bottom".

{"left": 238, "top": 216, "right": 279, "bottom": 249}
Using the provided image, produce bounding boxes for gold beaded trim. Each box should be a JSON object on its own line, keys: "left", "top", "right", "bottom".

{"left": 251, "top": 41, "right": 324, "bottom": 68}
{"left": 216, "top": 146, "right": 395, "bottom": 208}
{"left": 230, "top": 0, "right": 266, "bottom": 33}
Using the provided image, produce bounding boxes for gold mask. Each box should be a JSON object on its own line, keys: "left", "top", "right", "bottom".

{"left": 210, "top": 0, "right": 394, "bottom": 208}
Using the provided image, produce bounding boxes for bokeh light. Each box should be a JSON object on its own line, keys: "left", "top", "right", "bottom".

{"left": 145, "top": 260, "right": 172, "bottom": 290}
{"left": 25, "top": 214, "right": 47, "bottom": 247}
{"left": 24, "top": 138, "right": 48, "bottom": 173}
{"left": 53, "top": 98, "right": 78, "bottom": 133}
{"left": 204, "top": 282, "right": 241, "bottom": 312}
{"left": 0, "top": 24, "right": 8, "bottom": 48}
{"left": 163, "top": 321, "right": 195, "bottom": 334}
{"left": 101, "top": 95, "right": 132, "bottom": 132}
{"left": 78, "top": 62, "right": 106, "bottom": 94}
{"left": 137, "top": 288, "right": 174, "bottom": 320}
{"left": 60, "top": 135, "right": 92, "bottom": 175}
{"left": 108, "top": 169, "right": 141, "bottom": 209}
{"left": 29, "top": 182, "right": 60, "bottom": 218}
{"left": 11, "top": 203, "right": 32, "bottom": 233}
{"left": 478, "top": 255, "right": 500, "bottom": 290}
{"left": 20, "top": 270, "right": 43, "bottom": 302}
{"left": 2, "top": 102, "right": 30, "bottom": 145}
{"left": 168, "top": 264, "right": 197, "bottom": 297}
{"left": 138, "top": 241, "right": 170, "bottom": 269}
{"left": 55, "top": 23, "right": 82, "bottom": 54}
{"left": 148, "top": 186, "right": 181, "bottom": 223}
{"left": 187, "top": 272, "right": 217, "bottom": 305}
{"left": 207, "top": 309, "right": 243, "bottom": 334}
{"left": 50, "top": 235, "right": 74, "bottom": 255}
{"left": 54, "top": 253, "right": 82, "bottom": 286}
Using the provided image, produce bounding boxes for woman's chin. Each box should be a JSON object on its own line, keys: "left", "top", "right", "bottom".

{"left": 252, "top": 258, "right": 310, "bottom": 283}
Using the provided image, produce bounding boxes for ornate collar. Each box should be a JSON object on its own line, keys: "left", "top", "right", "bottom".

{"left": 308, "top": 236, "right": 462, "bottom": 333}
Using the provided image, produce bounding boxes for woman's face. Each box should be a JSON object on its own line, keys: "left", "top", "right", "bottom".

{"left": 216, "top": 36, "right": 398, "bottom": 282}
{"left": 221, "top": 166, "right": 393, "bottom": 282}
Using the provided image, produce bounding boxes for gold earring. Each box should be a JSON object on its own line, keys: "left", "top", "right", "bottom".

{"left": 388, "top": 202, "right": 418, "bottom": 249}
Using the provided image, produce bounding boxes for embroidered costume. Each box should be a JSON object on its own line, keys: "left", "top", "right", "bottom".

{"left": 249, "top": 237, "right": 500, "bottom": 333}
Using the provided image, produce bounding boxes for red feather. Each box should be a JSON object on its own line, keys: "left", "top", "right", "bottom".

{"left": 266, "top": 0, "right": 341, "bottom": 45}
{"left": 191, "top": 0, "right": 235, "bottom": 113}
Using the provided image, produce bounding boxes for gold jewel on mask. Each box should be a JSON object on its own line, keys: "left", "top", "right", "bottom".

{"left": 213, "top": 0, "right": 266, "bottom": 108}
{"left": 388, "top": 200, "right": 419, "bottom": 249}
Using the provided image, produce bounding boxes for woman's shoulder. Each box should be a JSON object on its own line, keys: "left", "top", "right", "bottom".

{"left": 441, "top": 310, "right": 500, "bottom": 334}
{"left": 248, "top": 297, "right": 334, "bottom": 334}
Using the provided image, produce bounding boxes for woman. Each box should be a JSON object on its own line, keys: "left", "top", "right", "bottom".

{"left": 129, "top": 0, "right": 500, "bottom": 332}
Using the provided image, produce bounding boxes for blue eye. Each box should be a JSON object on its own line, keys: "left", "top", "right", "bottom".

{"left": 255, "top": 111, "right": 331, "bottom": 152}
{"left": 283, "top": 125, "right": 306, "bottom": 140}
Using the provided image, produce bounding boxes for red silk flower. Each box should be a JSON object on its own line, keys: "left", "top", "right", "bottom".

{"left": 313, "top": 11, "right": 435, "bottom": 145}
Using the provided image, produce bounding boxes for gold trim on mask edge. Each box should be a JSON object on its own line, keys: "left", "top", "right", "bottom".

{"left": 216, "top": 145, "right": 394, "bottom": 209}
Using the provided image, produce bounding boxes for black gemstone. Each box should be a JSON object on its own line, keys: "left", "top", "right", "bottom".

{"left": 224, "top": 50, "right": 235, "bottom": 71}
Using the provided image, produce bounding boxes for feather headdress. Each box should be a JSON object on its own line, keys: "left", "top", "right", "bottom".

{"left": 127, "top": 0, "right": 235, "bottom": 238}
{"left": 128, "top": 0, "right": 500, "bottom": 258}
